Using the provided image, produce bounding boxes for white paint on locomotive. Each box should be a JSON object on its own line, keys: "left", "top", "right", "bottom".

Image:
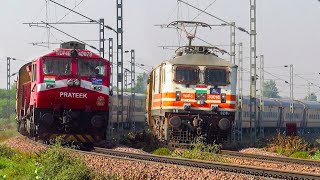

{"left": 146, "top": 53, "right": 238, "bottom": 143}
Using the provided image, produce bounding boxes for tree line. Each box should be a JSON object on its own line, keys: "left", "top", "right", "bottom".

{"left": 262, "top": 80, "right": 317, "bottom": 101}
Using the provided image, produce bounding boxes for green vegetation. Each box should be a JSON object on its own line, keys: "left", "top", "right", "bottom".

{"left": 262, "top": 80, "right": 281, "bottom": 98}
{"left": 172, "top": 137, "right": 229, "bottom": 163}
{"left": 289, "top": 151, "right": 310, "bottom": 159}
{"left": 0, "top": 86, "right": 16, "bottom": 123}
{"left": 152, "top": 148, "right": 172, "bottom": 156}
{"left": 0, "top": 129, "right": 18, "bottom": 143}
{"left": 311, "top": 151, "right": 320, "bottom": 160}
{"left": 266, "top": 133, "right": 311, "bottom": 158}
{"left": 0, "top": 142, "right": 114, "bottom": 179}
{"left": 150, "top": 137, "right": 230, "bottom": 163}
{"left": 0, "top": 145, "right": 37, "bottom": 179}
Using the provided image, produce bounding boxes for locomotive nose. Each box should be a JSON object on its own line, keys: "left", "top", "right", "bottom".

{"left": 218, "top": 118, "right": 231, "bottom": 130}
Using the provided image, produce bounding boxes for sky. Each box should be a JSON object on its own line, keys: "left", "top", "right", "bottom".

{"left": 0, "top": 0, "right": 319, "bottom": 99}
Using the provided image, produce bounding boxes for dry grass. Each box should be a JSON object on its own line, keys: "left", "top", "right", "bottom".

{"left": 266, "top": 133, "right": 309, "bottom": 156}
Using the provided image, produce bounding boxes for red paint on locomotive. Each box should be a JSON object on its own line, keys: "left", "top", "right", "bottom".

{"left": 16, "top": 42, "right": 110, "bottom": 144}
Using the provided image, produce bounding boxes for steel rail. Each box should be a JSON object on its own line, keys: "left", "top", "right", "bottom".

{"left": 221, "top": 150, "right": 320, "bottom": 167}
{"left": 94, "top": 147, "right": 320, "bottom": 180}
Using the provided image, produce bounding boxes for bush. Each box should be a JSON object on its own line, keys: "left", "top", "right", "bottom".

{"left": 312, "top": 151, "right": 320, "bottom": 160}
{"left": 267, "top": 133, "right": 309, "bottom": 156}
{"left": 0, "top": 145, "right": 15, "bottom": 159}
{"left": 152, "top": 148, "right": 172, "bottom": 156}
{"left": 290, "top": 151, "right": 309, "bottom": 159}
{"left": 36, "top": 142, "right": 91, "bottom": 180}
{"left": 172, "top": 136, "right": 229, "bottom": 163}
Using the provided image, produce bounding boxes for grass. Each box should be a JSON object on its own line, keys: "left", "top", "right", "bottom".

{"left": 152, "top": 147, "right": 172, "bottom": 156}
{"left": 289, "top": 151, "right": 310, "bottom": 159}
{"left": 0, "top": 129, "right": 19, "bottom": 143}
{"left": 0, "top": 145, "right": 37, "bottom": 179}
{"left": 266, "top": 133, "right": 312, "bottom": 158}
{"left": 151, "top": 136, "right": 230, "bottom": 163}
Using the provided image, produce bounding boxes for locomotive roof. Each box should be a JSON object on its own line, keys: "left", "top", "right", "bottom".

{"left": 42, "top": 48, "right": 104, "bottom": 59}
{"left": 166, "top": 54, "right": 237, "bottom": 68}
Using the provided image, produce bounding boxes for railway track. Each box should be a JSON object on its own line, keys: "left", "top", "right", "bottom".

{"left": 221, "top": 150, "right": 320, "bottom": 167}
{"left": 93, "top": 147, "right": 320, "bottom": 179}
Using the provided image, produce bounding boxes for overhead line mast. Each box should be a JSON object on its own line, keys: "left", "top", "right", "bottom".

{"left": 117, "top": 0, "right": 124, "bottom": 131}
{"left": 250, "top": 0, "right": 257, "bottom": 144}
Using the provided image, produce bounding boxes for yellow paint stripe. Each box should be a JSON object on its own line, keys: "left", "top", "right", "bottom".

{"left": 86, "top": 135, "right": 95, "bottom": 142}
{"left": 66, "top": 135, "right": 77, "bottom": 142}
{"left": 77, "top": 135, "right": 86, "bottom": 142}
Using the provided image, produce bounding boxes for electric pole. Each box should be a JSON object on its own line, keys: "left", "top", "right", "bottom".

{"left": 237, "top": 43, "right": 243, "bottom": 142}
{"left": 99, "top": 18, "right": 105, "bottom": 58}
{"left": 6, "top": 57, "right": 15, "bottom": 122}
{"left": 249, "top": 0, "right": 257, "bottom": 144}
{"left": 130, "top": 50, "right": 136, "bottom": 131}
{"left": 290, "top": 64, "right": 294, "bottom": 122}
{"left": 259, "top": 55, "right": 264, "bottom": 138}
{"left": 116, "top": 0, "right": 124, "bottom": 131}
{"left": 230, "top": 22, "right": 236, "bottom": 64}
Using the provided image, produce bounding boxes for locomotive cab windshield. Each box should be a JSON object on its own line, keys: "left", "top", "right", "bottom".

{"left": 174, "top": 66, "right": 199, "bottom": 84}
{"left": 42, "top": 58, "right": 106, "bottom": 77}
{"left": 43, "top": 58, "right": 72, "bottom": 75}
{"left": 78, "top": 59, "right": 105, "bottom": 77}
{"left": 205, "top": 67, "right": 229, "bottom": 86}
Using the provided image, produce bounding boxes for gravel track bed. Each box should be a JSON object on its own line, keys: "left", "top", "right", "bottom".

{"left": 2, "top": 136, "right": 46, "bottom": 153}
{"left": 3, "top": 137, "right": 320, "bottom": 178}
{"left": 2, "top": 137, "right": 257, "bottom": 179}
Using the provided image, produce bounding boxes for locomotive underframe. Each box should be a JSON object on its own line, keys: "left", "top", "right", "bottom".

{"left": 18, "top": 107, "right": 108, "bottom": 143}
{"left": 151, "top": 109, "right": 235, "bottom": 144}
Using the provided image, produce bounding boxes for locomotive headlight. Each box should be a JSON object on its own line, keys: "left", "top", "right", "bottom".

{"left": 221, "top": 93, "right": 226, "bottom": 103}
{"left": 176, "top": 91, "right": 181, "bottom": 101}
{"left": 92, "top": 85, "right": 102, "bottom": 91}
{"left": 184, "top": 103, "right": 191, "bottom": 111}
{"left": 67, "top": 79, "right": 74, "bottom": 86}
{"left": 73, "top": 79, "right": 80, "bottom": 86}
{"left": 211, "top": 104, "right": 218, "bottom": 112}
{"left": 46, "top": 83, "right": 55, "bottom": 89}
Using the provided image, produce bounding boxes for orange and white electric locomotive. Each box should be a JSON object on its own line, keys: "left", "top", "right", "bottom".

{"left": 146, "top": 21, "right": 237, "bottom": 144}
{"left": 16, "top": 42, "right": 110, "bottom": 144}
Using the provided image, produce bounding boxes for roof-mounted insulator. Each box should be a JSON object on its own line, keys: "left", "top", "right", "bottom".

{"left": 61, "top": 41, "right": 86, "bottom": 50}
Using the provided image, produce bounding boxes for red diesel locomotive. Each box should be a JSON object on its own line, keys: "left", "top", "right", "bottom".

{"left": 16, "top": 42, "right": 110, "bottom": 144}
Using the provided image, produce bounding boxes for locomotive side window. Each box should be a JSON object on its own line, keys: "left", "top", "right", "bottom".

{"left": 43, "top": 59, "right": 71, "bottom": 75}
{"left": 78, "top": 59, "right": 105, "bottom": 76}
{"left": 32, "top": 64, "right": 37, "bottom": 81}
{"left": 174, "top": 66, "right": 198, "bottom": 84}
{"left": 205, "top": 68, "right": 228, "bottom": 86}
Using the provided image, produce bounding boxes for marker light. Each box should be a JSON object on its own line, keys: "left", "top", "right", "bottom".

{"left": 221, "top": 93, "right": 226, "bottom": 103}
{"left": 176, "top": 91, "right": 181, "bottom": 101}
